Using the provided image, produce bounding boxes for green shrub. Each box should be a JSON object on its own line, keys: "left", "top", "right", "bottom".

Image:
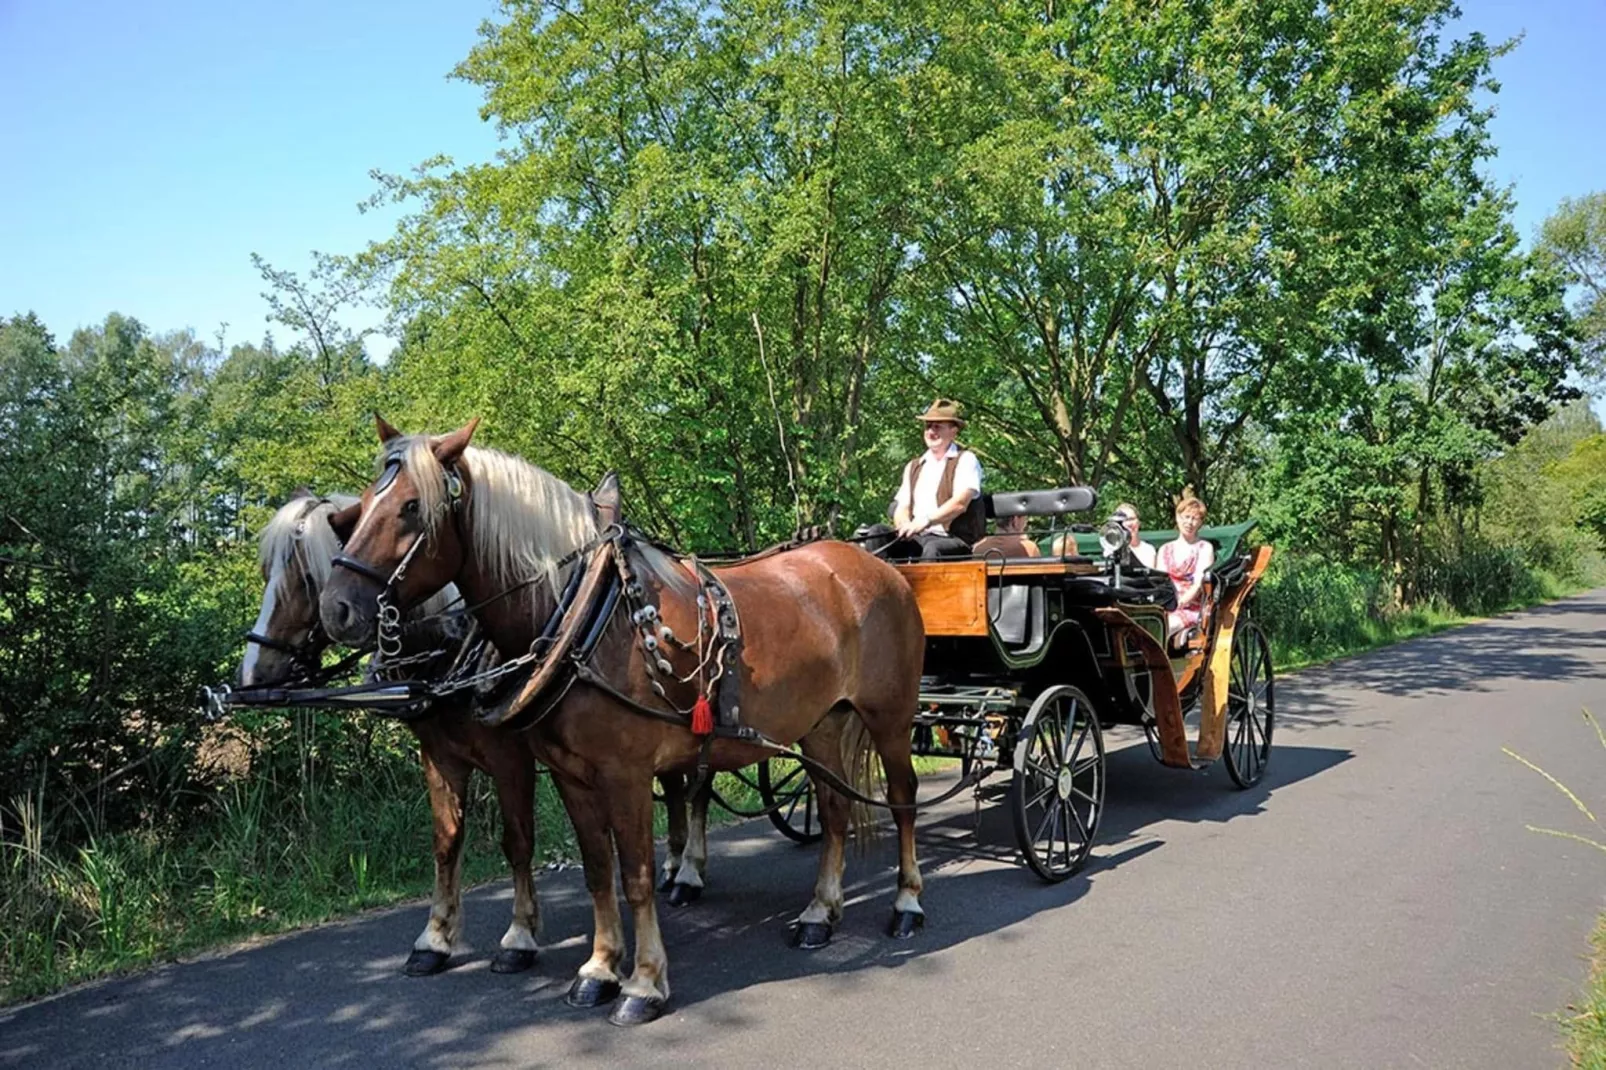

{"left": 1254, "top": 554, "right": 1393, "bottom": 664}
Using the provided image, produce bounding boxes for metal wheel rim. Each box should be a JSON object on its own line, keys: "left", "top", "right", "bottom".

{"left": 758, "top": 756, "right": 821, "bottom": 844}
{"left": 1010, "top": 685, "right": 1104, "bottom": 882}
{"left": 1224, "top": 622, "right": 1274, "bottom": 788}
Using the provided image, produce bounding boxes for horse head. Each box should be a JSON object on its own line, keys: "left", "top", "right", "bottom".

{"left": 320, "top": 415, "right": 600, "bottom": 655}
{"left": 240, "top": 491, "right": 354, "bottom": 687}
{"left": 320, "top": 415, "right": 481, "bottom": 646}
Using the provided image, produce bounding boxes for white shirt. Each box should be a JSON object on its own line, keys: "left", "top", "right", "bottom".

{"left": 894, "top": 444, "right": 983, "bottom": 536}
{"left": 1132, "top": 540, "right": 1158, "bottom": 569}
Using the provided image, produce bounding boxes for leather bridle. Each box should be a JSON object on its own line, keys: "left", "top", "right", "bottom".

{"left": 331, "top": 461, "right": 466, "bottom": 659}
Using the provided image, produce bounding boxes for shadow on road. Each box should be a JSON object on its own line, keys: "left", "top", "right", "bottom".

{"left": 0, "top": 737, "right": 1348, "bottom": 1069}
{"left": 1271, "top": 591, "right": 1606, "bottom": 729}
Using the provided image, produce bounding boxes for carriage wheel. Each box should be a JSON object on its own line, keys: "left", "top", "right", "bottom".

{"left": 758, "top": 755, "right": 822, "bottom": 844}
{"left": 1223, "top": 621, "right": 1274, "bottom": 789}
{"left": 1010, "top": 685, "right": 1105, "bottom": 882}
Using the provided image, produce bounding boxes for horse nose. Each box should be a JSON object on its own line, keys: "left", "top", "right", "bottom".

{"left": 331, "top": 598, "right": 355, "bottom": 632}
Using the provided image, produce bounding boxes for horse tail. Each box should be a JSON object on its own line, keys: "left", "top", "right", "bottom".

{"left": 839, "top": 709, "right": 885, "bottom": 849}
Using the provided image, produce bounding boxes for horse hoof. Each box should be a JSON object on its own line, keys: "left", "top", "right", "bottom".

{"left": 608, "top": 994, "right": 668, "bottom": 1027}
{"left": 792, "top": 921, "right": 833, "bottom": 949}
{"left": 888, "top": 909, "right": 924, "bottom": 940}
{"left": 667, "top": 882, "right": 702, "bottom": 908}
{"left": 566, "top": 976, "right": 621, "bottom": 1008}
{"left": 490, "top": 948, "right": 538, "bottom": 974}
{"left": 402, "top": 949, "right": 451, "bottom": 977}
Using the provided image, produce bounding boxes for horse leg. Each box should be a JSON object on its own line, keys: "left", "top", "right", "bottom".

{"left": 607, "top": 775, "right": 672, "bottom": 1026}
{"left": 406, "top": 748, "right": 470, "bottom": 976}
{"left": 792, "top": 716, "right": 852, "bottom": 950}
{"left": 489, "top": 758, "right": 540, "bottom": 973}
{"left": 666, "top": 776, "right": 711, "bottom": 908}
{"left": 657, "top": 772, "right": 688, "bottom": 893}
{"left": 553, "top": 778, "right": 627, "bottom": 1008}
{"left": 869, "top": 718, "right": 925, "bottom": 938}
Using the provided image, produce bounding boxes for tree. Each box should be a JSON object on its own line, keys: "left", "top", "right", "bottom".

{"left": 1537, "top": 192, "right": 1606, "bottom": 382}
{"left": 0, "top": 315, "right": 242, "bottom": 831}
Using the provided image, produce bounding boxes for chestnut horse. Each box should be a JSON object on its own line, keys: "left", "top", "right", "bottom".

{"left": 241, "top": 491, "right": 543, "bottom": 976}
{"left": 320, "top": 418, "right": 928, "bottom": 1026}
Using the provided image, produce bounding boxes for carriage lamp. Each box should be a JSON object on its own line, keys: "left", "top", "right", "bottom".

{"left": 1098, "top": 516, "right": 1129, "bottom": 558}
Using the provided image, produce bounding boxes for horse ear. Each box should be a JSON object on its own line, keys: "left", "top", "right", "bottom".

{"left": 591, "top": 471, "right": 621, "bottom": 526}
{"left": 328, "top": 502, "right": 360, "bottom": 543}
{"left": 375, "top": 413, "right": 401, "bottom": 443}
{"left": 432, "top": 417, "right": 480, "bottom": 467}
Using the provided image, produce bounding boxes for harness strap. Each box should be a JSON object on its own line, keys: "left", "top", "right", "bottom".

{"left": 330, "top": 552, "right": 389, "bottom": 584}
{"left": 476, "top": 536, "right": 621, "bottom": 728}
{"left": 567, "top": 659, "right": 978, "bottom": 812}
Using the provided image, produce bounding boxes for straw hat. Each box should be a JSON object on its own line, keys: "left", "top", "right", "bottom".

{"left": 917, "top": 398, "right": 967, "bottom": 428}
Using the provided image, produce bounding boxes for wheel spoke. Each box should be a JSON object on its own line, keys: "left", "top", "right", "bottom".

{"left": 1046, "top": 706, "right": 1066, "bottom": 765}
{"left": 1067, "top": 795, "right": 1091, "bottom": 842}
{"left": 1033, "top": 800, "right": 1060, "bottom": 855}
{"left": 1025, "top": 781, "right": 1056, "bottom": 811}
{"left": 1027, "top": 757, "right": 1058, "bottom": 783}
{"left": 1066, "top": 717, "right": 1090, "bottom": 771}
{"left": 773, "top": 763, "right": 805, "bottom": 795}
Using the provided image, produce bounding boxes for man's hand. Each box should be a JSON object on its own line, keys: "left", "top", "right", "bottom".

{"left": 896, "top": 516, "right": 929, "bottom": 539}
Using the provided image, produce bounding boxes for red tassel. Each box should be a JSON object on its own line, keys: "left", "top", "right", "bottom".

{"left": 691, "top": 693, "right": 714, "bottom": 736}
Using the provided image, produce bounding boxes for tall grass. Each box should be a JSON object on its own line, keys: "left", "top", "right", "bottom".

{"left": 1256, "top": 545, "right": 1600, "bottom": 669}
{"left": 0, "top": 741, "right": 576, "bottom": 1005}
{"left": 0, "top": 736, "right": 781, "bottom": 1006}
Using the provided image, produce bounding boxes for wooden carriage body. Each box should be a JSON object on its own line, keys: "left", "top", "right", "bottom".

{"left": 892, "top": 500, "right": 1274, "bottom": 771}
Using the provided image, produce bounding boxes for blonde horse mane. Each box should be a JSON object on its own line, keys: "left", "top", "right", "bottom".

{"left": 257, "top": 494, "right": 356, "bottom": 595}
{"left": 386, "top": 436, "right": 598, "bottom": 592}
{"left": 259, "top": 490, "right": 459, "bottom": 617}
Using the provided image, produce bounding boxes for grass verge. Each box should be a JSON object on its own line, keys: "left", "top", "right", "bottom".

{"left": 1565, "top": 916, "right": 1606, "bottom": 1068}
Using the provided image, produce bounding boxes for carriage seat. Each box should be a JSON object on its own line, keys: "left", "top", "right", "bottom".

{"left": 987, "top": 582, "right": 1046, "bottom": 654}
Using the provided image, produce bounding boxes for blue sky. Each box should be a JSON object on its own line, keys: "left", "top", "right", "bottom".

{"left": 0, "top": 0, "right": 500, "bottom": 352}
{"left": 1, "top": 0, "right": 1602, "bottom": 380}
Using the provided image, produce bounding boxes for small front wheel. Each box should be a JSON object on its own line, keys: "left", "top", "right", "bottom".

{"left": 758, "top": 755, "right": 822, "bottom": 844}
{"left": 1223, "top": 621, "right": 1274, "bottom": 788}
{"left": 1010, "top": 685, "right": 1105, "bottom": 882}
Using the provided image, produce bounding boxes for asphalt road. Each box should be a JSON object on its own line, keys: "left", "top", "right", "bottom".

{"left": 5, "top": 591, "right": 1606, "bottom": 1069}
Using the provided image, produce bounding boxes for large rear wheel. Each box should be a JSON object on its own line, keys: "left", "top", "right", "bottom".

{"left": 1222, "top": 621, "right": 1274, "bottom": 788}
{"left": 1010, "top": 685, "right": 1105, "bottom": 882}
{"left": 758, "top": 754, "right": 822, "bottom": 844}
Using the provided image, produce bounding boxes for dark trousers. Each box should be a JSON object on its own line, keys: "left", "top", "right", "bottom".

{"left": 855, "top": 524, "right": 970, "bottom": 561}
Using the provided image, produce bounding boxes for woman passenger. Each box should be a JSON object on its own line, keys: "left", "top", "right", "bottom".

{"left": 1158, "top": 492, "right": 1214, "bottom": 637}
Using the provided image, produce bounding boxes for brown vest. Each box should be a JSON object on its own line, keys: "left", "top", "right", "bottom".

{"left": 904, "top": 448, "right": 985, "bottom": 544}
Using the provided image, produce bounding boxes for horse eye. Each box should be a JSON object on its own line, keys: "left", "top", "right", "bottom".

{"left": 401, "top": 499, "right": 420, "bottom": 517}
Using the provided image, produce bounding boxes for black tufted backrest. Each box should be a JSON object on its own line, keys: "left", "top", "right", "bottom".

{"left": 985, "top": 487, "right": 1098, "bottom": 519}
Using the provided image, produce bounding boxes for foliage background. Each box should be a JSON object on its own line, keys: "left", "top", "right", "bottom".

{"left": 4, "top": 0, "right": 1605, "bottom": 1003}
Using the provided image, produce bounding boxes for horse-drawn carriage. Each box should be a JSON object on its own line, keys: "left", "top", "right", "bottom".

{"left": 207, "top": 418, "right": 1275, "bottom": 1024}
{"left": 751, "top": 488, "right": 1276, "bottom": 881}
